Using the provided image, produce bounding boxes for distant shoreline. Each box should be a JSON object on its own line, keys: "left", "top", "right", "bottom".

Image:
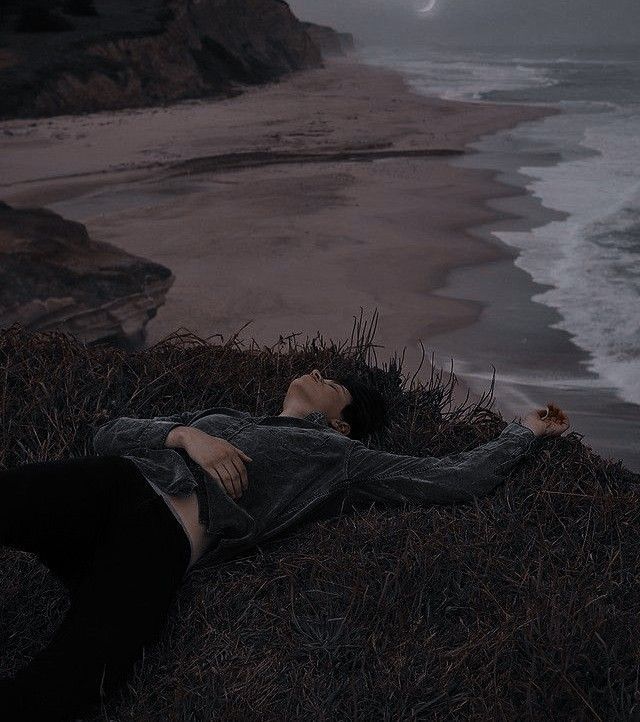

{"left": 0, "top": 55, "right": 556, "bottom": 414}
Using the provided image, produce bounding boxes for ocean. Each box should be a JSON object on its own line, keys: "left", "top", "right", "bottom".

{"left": 361, "top": 43, "right": 640, "bottom": 469}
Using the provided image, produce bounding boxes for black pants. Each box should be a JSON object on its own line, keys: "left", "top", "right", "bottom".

{"left": 0, "top": 455, "right": 191, "bottom": 721}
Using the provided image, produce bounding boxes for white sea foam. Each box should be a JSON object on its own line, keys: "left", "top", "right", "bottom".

{"left": 361, "top": 46, "right": 640, "bottom": 407}
{"left": 361, "top": 47, "right": 558, "bottom": 102}
{"left": 493, "top": 109, "right": 640, "bottom": 404}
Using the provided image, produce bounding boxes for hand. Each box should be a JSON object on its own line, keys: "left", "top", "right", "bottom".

{"left": 179, "top": 428, "right": 252, "bottom": 500}
{"left": 520, "top": 403, "right": 571, "bottom": 438}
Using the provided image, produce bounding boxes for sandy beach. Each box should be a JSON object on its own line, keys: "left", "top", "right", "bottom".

{"left": 4, "top": 54, "right": 634, "bottom": 471}
{"left": 0, "top": 57, "right": 552, "bottom": 396}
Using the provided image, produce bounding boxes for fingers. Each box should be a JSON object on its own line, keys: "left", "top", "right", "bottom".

{"left": 546, "top": 402, "right": 568, "bottom": 422}
{"left": 208, "top": 458, "right": 248, "bottom": 499}
{"left": 208, "top": 466, "right": 228, "bottom": 496}
{"left": 229, "top": 456, "right": 249, "bottom": 492}
{"left": 219, "top": 461, "right": 242, "bottom": 499}
{"left": 526, "top": 401, "right": 570, "bottom": 437}
{"left": 229, "top": 446, "right": 251, "bottom": 495}
{"left": 201, "top": 443, "right": 252, "bottom": 500}
{"left": 539, "top": 401, "right": 571, "bottom": 436}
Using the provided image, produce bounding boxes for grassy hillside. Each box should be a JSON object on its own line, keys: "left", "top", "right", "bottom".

{"left": 0, "top": 312, "right": 638, "bottom": 720}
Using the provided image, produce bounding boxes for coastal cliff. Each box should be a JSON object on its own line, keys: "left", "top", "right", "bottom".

{"left": 0, "top": 202, "right": 174, "bottom": 347}
{"left": 302, "top": 22, "right": 355, "bottom": 57}
{"left": 0, "top": 0, "right": 323, "bottom": 119}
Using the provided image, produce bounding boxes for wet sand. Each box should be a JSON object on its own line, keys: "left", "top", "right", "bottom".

{"left": 426, "top": 178, "right": 640, "bottom": 473}
{"left": 5, "top": 55, "right": 630, "bottom": 468}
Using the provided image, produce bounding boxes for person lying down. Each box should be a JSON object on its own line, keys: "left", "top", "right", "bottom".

{"left": 0, "top": 368, "right": 570, "bottom": 721}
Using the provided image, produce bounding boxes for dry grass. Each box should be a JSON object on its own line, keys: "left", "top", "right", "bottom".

{"left": 1, "top": 309, "right": 638, "bottom": 721}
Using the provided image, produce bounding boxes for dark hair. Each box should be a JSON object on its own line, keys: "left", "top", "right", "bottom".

{"left": 333, "top": 374, "right": 387, "bottom": 441}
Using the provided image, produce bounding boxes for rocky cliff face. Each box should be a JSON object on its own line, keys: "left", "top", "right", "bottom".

{"left": 0, "top": 202, "right": 174, "bottom": 347}
{"left": 302, "top": 22, "right": 355, "bottom": 57}
{"left": 0, "top": 0, "right": 322, "bottom": 119}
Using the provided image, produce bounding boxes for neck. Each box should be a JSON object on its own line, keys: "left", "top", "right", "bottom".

{"left": 278, "top": 401, "right": 312, "bottom": 419}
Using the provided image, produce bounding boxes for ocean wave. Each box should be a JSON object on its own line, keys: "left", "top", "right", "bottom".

{"left": 496, "top": 109, "right": 640, "bottom": 405}
{"left": 360, "top": 45, "right": 640, "bottom": 407}
{"left": 537, "top": 57, "right": 628, "bottom": 66}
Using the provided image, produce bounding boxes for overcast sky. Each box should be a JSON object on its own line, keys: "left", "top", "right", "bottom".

{"left": 289, "top": 0, "right": 640, "bottom": 47}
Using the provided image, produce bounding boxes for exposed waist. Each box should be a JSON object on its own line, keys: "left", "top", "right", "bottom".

{"left": 145, "top": 475, "right": 213, "bottom": 570}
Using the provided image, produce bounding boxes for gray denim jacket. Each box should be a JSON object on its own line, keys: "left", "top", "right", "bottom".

{"left": 91, "top": 407, "right": 537, "bottom": 572}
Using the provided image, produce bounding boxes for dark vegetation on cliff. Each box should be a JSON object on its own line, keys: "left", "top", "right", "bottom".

{"left": 0, "top": 311, "right": 638, "bottom": 719}
{"left": 0, "top": 0, "right": 323, "bottom": 119}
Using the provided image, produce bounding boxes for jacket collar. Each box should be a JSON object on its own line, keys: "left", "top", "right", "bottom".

{"left": 303, "top": 410, "right": 330, "bottom": 427}
{"left": 262, "top": 410, "right": 342, "bottom": 435}
{"left": 301, "top": 411, "right": 345, "bottom": 436}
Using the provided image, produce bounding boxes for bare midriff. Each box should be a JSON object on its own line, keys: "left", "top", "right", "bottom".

{"left": 146, "top": 481, "right": 211, "bottom": 570}
{"left": 164, "top": 493, "right": 211, "bottom": 569}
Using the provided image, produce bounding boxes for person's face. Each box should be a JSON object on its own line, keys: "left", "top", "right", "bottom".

{"left": 285, "top": 369, "right": 353, "bottom": 425}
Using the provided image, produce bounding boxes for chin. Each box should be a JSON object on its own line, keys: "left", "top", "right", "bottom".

{"left": 286, "top": 376, "right": 308, "bottom": 398}
{"left": 292, "top": 374, "right": 311, "bottom": 388}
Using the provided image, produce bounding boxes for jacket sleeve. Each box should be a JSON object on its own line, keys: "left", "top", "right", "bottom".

{"left": 91, "top": 408, "right": 215, "bottom": 456}
{"left": 345, "top": 421, "right": 538, "bottom": 506}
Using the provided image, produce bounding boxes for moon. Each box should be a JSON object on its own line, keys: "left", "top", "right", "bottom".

{"left": 418, "top": 0, "right": 438, "bottom": 12}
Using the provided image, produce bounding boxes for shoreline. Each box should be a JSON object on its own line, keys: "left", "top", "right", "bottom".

{"left": 5, "top": 55, "right": 623, "bottom": 454}
{"left": 384, "top": 58, "right": 640, "bottom": 472}
{"left": 424, "top": 145, "right": 640, "bottom": 473}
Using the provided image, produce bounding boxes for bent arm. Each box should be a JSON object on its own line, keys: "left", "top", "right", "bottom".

{"left": 91, "top": 409, "right": 213, "bottom": 456}
{"left": 345, "top": 421, "right": 538, "bottom": 506}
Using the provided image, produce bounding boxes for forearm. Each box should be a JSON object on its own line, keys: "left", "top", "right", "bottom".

{"left": 348, "top": 421, "right": 538, "bottom": 506}
{"left": 439, "top": 422, "right": 537, "bottom": 500}
{"left": 92, "top": 413, "right": 198, "bottom": 456}
{"left": 165, "top": 426, "right": 190, "bottom": 449}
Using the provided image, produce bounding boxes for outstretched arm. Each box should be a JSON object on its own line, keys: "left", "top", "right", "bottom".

{"left": 345, "top": 421, "right": 539, "bottom": 507}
